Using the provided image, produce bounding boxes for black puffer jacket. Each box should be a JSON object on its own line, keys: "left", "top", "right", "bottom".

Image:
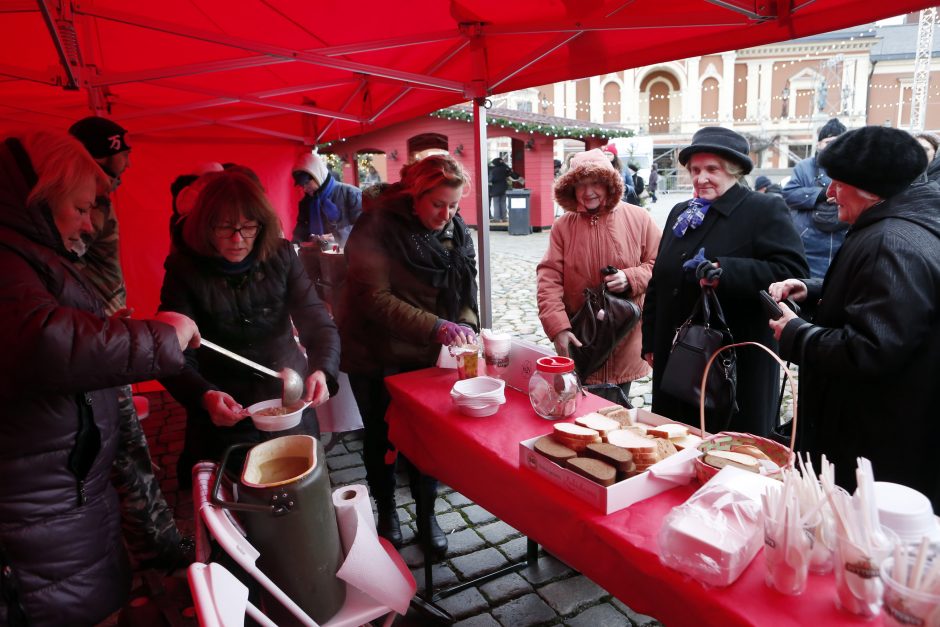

{"left": 0, "top": 138, "right": 184, "bottom": 626}
{"left": 780, "top": 179, "right": 940, "bottom": 508}
{"left": 158, "top": 239, "right": 340, "bottom": 462}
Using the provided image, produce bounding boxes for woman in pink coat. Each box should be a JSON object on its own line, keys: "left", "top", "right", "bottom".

{"left": 536, "top": 148, "right": 660, "bottom": 400}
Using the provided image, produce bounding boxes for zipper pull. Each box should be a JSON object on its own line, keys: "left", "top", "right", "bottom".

{"left": 590, "top": 214, "right": 599, "bottom": 226}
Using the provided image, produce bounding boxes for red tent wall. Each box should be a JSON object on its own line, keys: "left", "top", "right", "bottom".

{"left": 114, "top": 137, "right": 301, "bottom": 318}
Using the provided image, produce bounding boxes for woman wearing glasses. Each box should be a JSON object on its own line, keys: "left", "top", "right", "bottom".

{"left": 158, "top": 169, "right": 340, "bottom": 484}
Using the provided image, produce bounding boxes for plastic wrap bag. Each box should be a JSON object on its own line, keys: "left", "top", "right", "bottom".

{"left": 658, "top": 466, "right": 776, "bottom": 587}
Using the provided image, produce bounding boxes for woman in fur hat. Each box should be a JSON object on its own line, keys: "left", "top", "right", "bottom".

{"left": 642, "top": 127, "right": 808, "bottom": 436}
{"left": 537, "top": 148, "right": 660, "bottom": 401}
{"left": 769, "top": 126, "right": 940, "bottom": 509}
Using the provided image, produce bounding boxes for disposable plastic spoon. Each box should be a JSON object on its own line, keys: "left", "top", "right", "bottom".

{"left": 200, "top": 339, "right": 303, "bottom": 405}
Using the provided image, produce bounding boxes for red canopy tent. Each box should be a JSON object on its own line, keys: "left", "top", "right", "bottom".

{"left": 0, "top": 0, "right": 933, "bottom": 319}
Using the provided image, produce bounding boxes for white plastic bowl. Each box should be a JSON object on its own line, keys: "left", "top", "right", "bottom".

{"left": 246, "top": 398, "right": 310, "bottom": 432}
{"left": 450, "top": 376, "right": 505, "bottom": 417}
{"left": 874, "top": 481, "right": 940, "bottom": 544}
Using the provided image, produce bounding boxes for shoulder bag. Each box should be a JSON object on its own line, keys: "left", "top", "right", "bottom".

{"left": 568, "top": 281, "right": 641, "bottom": 380}
{"left": 660, "top": 285, "right": 738, "bottom": 419}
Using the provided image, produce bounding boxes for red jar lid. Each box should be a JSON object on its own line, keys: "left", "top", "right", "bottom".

{"left": 535, "top": 356, "right": 575, "bottom": 374}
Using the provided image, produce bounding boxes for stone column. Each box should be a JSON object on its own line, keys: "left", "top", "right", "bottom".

{"left": 720, "top": 52, "right": 737, "bottom": 125}
{"left": 759, "top": 60, "right": 774, "bottom": 122}
{"left": 683, "top": 58, "right": 701, "bottom": 134}
{"left": 746, "top": 61, "right": 759, "bottom": 121}
{"left": 590, "top": 75, "right": 603, "bottom": 123}
{"left": 622, "top": 69, "right": 637, "bottom": 125}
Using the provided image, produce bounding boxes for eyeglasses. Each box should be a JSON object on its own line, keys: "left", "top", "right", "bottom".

{"left": 213, "top": 224, "right": 260, "bottom": 239}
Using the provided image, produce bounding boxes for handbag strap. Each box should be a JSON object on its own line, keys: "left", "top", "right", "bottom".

{"left": 699, "top": 341, "right": 798, "bottom": 452}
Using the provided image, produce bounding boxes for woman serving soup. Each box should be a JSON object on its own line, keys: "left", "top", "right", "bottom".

{"left": 158, "top": 169, "right": 340, "bottom": 484}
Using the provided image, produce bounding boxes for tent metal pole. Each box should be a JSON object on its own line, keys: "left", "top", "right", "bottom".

{"left": 473, "top": 98, "right": 492, "bottom": 328}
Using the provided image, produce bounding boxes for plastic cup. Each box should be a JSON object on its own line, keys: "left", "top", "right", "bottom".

{"left": 763, "top": 511, "right": 813, "bottom": 595}
{"left": 808, "top": 506, "right": 836, "bottom": 575}
{"left": 881, "top": 546, "right": 940, "bottom": 627}
{"left": 481, "top": 329, "right": 512, "bottom": 379}
{"left": 833, "top": 524, "right": 899, "bottom": 619}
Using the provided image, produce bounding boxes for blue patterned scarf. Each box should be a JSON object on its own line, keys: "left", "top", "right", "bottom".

{"left": 672, "top": 197, "right": 712, "bottom": 238}
{"left": 305, "top": 174, "right": 340, "bottom": 236}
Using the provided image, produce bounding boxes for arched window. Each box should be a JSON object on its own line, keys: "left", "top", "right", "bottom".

{"left": 701, "top": 77, "right": 720, "bottom": 122}
{"left": 640, "top": 70, "right": 680, "bottom": 134}
{"left": 603, "top": 81, "right": 621, "bottom": 123}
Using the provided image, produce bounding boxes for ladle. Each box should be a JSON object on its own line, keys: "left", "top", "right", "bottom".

{"left": 200, "top": 339, "right": 304, "bottom": 405}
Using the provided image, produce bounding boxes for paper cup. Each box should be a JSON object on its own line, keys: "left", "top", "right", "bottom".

{"left": 481, "top": 329, "right": 512, "bottom": 378}
{"left": 833, "top": 524, "right": 898, "bottom": 619}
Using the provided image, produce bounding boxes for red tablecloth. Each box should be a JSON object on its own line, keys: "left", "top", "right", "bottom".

{"left": 385, "top": 368, "right": 883, "bottom": 627}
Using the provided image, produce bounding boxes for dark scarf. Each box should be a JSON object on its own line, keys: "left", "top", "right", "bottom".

{"left": 304, "top": 174, "right": 340, "bottom": 236}
{"left": 213, "top": 250, "right": 258, "bottom": 276}
{"left": 383, "top": 207, "right": 479, "bottom": 323}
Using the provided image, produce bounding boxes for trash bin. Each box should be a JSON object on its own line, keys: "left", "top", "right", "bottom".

{"left": 506, "top": 188, "right": 532, "bottom": 236}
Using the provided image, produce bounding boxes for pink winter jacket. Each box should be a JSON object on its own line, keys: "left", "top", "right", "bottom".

{"left": 537, "top": 149, "right": 661, "bottom": 385}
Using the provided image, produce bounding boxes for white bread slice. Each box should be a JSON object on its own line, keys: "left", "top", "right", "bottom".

{"left": 623, "top": 423, "right": 648, "bottom": 436}
{"left": 575, "top": 413, "right": 621, "bottom": 437}
{"left": 731, "top": 444, "right": 772, "bottom": 461}
{"left": 604, "top": 408, "right": 633, "bottom": 426}
{"left": 647, "top": 424, "right": 689, "bottom": 440}
{"left": 672, "top": 433, "right": 704, "bottom": 451}
{"left": 607, "top": 429, "right": 656, "bottom": 452}
{"left": 703, "top": 450, "right": 760, "bottom": 473}
{"left": 595, "top": 405, "right": 623, "bottom": 417}
{"left": 553, "top": 423, "right": 601, "bottom": 441}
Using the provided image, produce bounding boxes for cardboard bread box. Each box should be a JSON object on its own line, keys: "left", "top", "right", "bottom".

{"left": 518, "top": 409, "right": 709, "bottom": 515}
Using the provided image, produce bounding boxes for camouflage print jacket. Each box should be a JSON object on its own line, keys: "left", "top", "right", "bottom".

{"left": 73, "top": 185, "right": 126, "bottom": 315}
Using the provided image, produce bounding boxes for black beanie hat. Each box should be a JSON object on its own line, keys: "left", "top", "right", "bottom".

{"left": 678, "top": 126, "right": 753, "bottom": 174}
{"left": 817, "top": 118, "right": 847, "bottom": 142}
{"left": 818, "top": 126, "right": 927, "bottom": 199}
{"left": 68, "top": 116, "right": 131, "bottom": 158}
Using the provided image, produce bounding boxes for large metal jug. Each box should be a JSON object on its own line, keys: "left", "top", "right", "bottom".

{"left": 213, "top": 435, "right": 346, "bottom": 624}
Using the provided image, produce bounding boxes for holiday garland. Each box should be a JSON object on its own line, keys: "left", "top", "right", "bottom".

{"left": 429, "top": 108, "right": 634, "bottom": 140}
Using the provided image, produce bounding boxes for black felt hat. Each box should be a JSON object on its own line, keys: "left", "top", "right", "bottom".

{"left": 69, "top": 116, "right": 130, "bottom": 158}
{"left": 818, "top": 126, "right": 927, "bottom": 199}
{"left": 678, "top": 127, "right": 753, "bottom": 174}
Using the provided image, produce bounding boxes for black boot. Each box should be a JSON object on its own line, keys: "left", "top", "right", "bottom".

{"left": 376, "top": 499, "right": 402, "bottom": 547}
{"left": 414, "top": 476, "right": 447, "bottom": 559}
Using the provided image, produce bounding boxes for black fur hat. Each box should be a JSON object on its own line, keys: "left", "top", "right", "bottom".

{"left": 817, "top": 118, "right": 847, "bottom": 142}
{"left": 818, "top": 126, "right": 927, "bottom": 199}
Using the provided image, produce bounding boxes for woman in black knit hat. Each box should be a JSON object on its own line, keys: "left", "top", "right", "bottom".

{"left": 768, "top": 125, "right": 940, "bottom": 510}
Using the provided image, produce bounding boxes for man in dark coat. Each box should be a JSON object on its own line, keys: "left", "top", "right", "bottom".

{"left": 291, "top": 151, "right": 362, "bottom": 245}
{"left": 769, "top": 126, "right": 940, "bottom": 509}
{"left": 782, "top": 118, "right": 849, "bottom": 279}
{"left": 642, "top": 127, "right": 808, "bottom": 437}
{"left": 69, "top": 116, "right": 188, "bottom": 571}
{"left": 488, "top": 156, "right": 518, "bottom": 222}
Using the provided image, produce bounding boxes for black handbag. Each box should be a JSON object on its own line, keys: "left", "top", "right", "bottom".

{"left": 660, "top": 286, "right": 738, "bottom": 418}
{"left": 568, "top": 281, "right": 641, "bottom": 380}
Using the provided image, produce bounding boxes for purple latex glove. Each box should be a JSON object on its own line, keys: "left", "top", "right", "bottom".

{"left": 434, "top": 320, "right": 476, "bottom": 346}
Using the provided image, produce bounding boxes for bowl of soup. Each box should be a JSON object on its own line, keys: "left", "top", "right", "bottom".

{"left": 245, "top": 399, "right": 311, "bottom": 432}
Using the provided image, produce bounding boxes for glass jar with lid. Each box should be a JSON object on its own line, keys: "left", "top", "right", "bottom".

{"left": 528, "top": 356, "right": 581, "bottom": 420}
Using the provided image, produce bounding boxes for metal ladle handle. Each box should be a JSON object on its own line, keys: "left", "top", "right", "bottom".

{"left": 200, "top": 339, "right": 279, "bottom": 379}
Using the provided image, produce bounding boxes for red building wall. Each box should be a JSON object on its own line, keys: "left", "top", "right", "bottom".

{"left": 324, "top": 115, "right": 559, "bottom": 230}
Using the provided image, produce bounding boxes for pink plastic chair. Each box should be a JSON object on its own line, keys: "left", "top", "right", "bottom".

{"left": 190, "top": 462, "right": 415, "bottom": 627}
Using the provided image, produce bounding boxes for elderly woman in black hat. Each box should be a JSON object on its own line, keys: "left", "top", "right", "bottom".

{"left": 641, "top": 127, "right": 808, "bottom": 436}
{"left": 769, "top": 126, "right": 940, "bottom": 508}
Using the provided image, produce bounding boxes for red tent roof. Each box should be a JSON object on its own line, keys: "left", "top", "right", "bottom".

{"left": 1, "top": 0, "right": 934, "bottom": 143}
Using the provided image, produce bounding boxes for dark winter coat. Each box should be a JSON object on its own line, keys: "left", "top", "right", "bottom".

{"left": 291, "top": 174, "right": 362, "bottom": 244}
{"left": 339, "top": 188, "right": 480, "bottom": 376}
{"left": 488, "top": 159, "right": 517, "bottom": 197}
{"left": 0, "top": 137, "right": 184, "bottom": 626}
{"left": 782, "top": 155, "right": 848, "bottom": 279}
{"left": 779, "top": 179, "right": 940, "bottom": 508}
{"left": 641, "top": 183, "right": 808, "bottom": 436}
{"left": 158, "top": 239, "right": 340, "bottom": 462}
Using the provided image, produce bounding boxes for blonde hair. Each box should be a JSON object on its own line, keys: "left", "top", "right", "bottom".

{"left": 17, "top": 130, "right": 108, "bottom": 207}
{"left": 685, "top": 154, "right": 744, "bottom": 178}
{"left": 182, "top": 170, "right": 282, "bottom": 261}
{"left": 399, "top": 153, "right": 470, "bottom": 200}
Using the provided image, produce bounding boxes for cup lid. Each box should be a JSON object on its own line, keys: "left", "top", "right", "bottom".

{"left": 536, "top": 356, "right": 575, "bottom": 373}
